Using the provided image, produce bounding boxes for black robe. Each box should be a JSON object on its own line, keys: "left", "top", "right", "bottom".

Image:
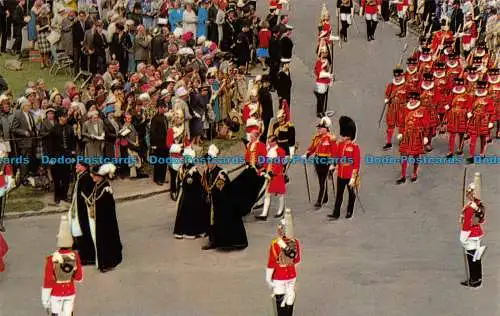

{"left": 204, "top": 166, "right": 248, "bottom": 250}
{"left": 276, "top": 70, "right": 292, "bottom": 105}
{"left": 173, "top": 164, "right": 210, "bottom": 237}
{"left": 229, "top": 166, "right": 266, "bottom": 217}
{"left": 85, "top": 180, "right": 123, "bottom": 271}
{"left": 70, "top": 170, "right": 95, "bottom": 265}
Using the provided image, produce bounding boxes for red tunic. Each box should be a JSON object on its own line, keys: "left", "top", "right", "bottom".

{"left": 396, "top": 0, "right": 408, "bottom": 11}
{"left": 446, "top": 63, "right": 463, "bottom": 83}
{"left": 269, "top": 0, "right": 283, "bottom": 10}
{"left": 335, "top": 141, "right": 361, "bottom": 179}
{"left": 0, "top": 233, "right": 7, "bottom": 272}
{"left": 462, "top": 200, "right": 485, "bottom": 238}
{"left": 245, "top": 140, "right": 267, "bottom": 166}
{"left": 361, "top": 0, "right": 381, "bottom": 14}
{"left": 315, "top": 59, "right": 330, "bottom": 84}
{"left": 420, "top": 86, "right": 440, "bottom": 128}
{"left": 43, "top": 250, "right": 83, "bottom": 297}
{"left": 306, "top": 133, "right": 336, "bottom": 158}
{"left": 462, "top": 23, "right": 478, "bottom": 51}
{"left": 467, "top": 95, "right": 496, "bottom": 136}
{"left": 434, "top": 75, "right": 452, "bottom": 114}
{"left": 242, "top": 102, "right": 261, "bottom": 124}
{"left": 385, "top": 81, "right": 407, "bottom": 128}
{"left": 431, "top": 30, "right": 453, "bottom": 52}
{"left": 446, "top": 91, "right": 473, "bottom": 133}
{"left": 166, "top": 128, "right": 189, "bottom": 162}
{"left": 267, "top": 238, "right": 301, "bottom": 280}
{"left": 465, "top": 76, "right": 479, "bottom": 94}
{"left": 398, "top": 104, "right": 430, "bottom": 155}
{"left": 488, "top": 83, "right": 500, "bottom": 119}
{"left": 265, "top": 146, "right": 287, "bottom": 194}
{"left": 318, "top": 21, "right": 332, "bottom": 43}
{"left": 417, "top": 58, "right": 434, "bottom": 78}
{"left": 405, "top": 71, "right": 420, "bottom": 92}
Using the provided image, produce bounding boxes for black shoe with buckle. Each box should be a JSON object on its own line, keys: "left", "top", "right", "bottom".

{"left": 396, "top": 177, "right": 406, "bottom": 184}
{"left": 466, "top": 157, "right": 474, "bottom": 164}
{"left": 345, "top": 213, "right": 353, "bottom": 219}
{"left": 410, "top": 176, "right": 417, "bottom": 182}
{"left": 446, "top": 152, "right": 453, "bottom": 158}
{"left": 460, "top": 280, "right": 471, "bottom": 287}
{"left": 314, "top": 202, "right": 322, "bottom": 209}
{"left": 382, "top": 143, "right": 392, "bottom": 150}
{"left": 254, "top": 214, "right": 268, "bottom": 221}
{"left": 252, "top": 203, "right": 264, "bottom": 210}
{"left": 327, "top": 213, "right": 339, "bottom": 220}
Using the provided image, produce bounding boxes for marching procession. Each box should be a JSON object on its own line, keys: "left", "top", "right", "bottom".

{"left": 0, "top": 0, "right": 497, "bottom": 314}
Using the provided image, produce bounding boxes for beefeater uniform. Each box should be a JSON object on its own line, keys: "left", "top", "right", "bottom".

{"left": 460, "top": 178, "right": 486, "bottom": 288}
{"left": 419, "top": 73, "right": 440, "bottom": 151}
{"left": 266, "top": 209, "right": 300, "bottom": 316}
{"left": 396, "top": 92, "right": 430, "bottom": 184}
{"left": 383, "top": 68, "right": 407, "bottom": 150}
{"left": 360, "top": 0, "right": 381, "bottom": 41}
{"left": 466, "top": 81, "right": 496, "bottom": 162}
{"left": 434, "top": 62, "right": 452, "bottom": 133}
{"left": 446, "top": 54, "right": 463, "bottom": 84}
{"left": 330, "top": 116, "right": 360, "bottom": 220}
{"left": 0, "top": 163, "right": 14, "bottom": 232}
{"left": 464, "top": 68, "right": 480, "bottom": 94}
{"left": 445, "top": 78, "right": 473, "bottom": 157}
{"left": 304, "top": 117, "right": 336, "bottom": 208}
{"left": 486, "top": 68, "right": 500, "bottom": 138}
{"left": 405, "top": 58, "right": 420, "bottom": 92}
{"left": 431, "top": 28, "right": 453, "bottom": 53}
{"left": 42, "top": 215, "right": 83, "bottom": 316}
{"left": 417, "top": 48, "right": 434, "bottom": 79}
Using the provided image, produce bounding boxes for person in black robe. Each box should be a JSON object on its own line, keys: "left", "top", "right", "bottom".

{"left": 69, "top": 162, "right": 95, "bottom": 265}
{"left": 149, "top": 102, "right": 169, "bottom": 185}
{"left": 173, "top": 148, "right": 209, "bottom": 239}
{"left": 221, "top": 9, "right": 237, "bottom": 52}
{"left": 207, "top": 1, "right": 218, "bottom": 43}
{"left": 235, "top": 23, "right": 251, "bottom": 68}
{"left": 268, "top": 27, "right": 282, "bottom": 91}
{"left": 276, "top": 60, "right": 292, "bottom": 107}
{"left": 84, "top": 164, "right": 123, "bottom": 273}
{"left": 201, "top": 145, "right": 248, "bottom": 251}
{"left": 259, "top": 76, "right": 273, "bottom": 143}
{"left": 280, "top": 25, "right": 294, "bottom": 60}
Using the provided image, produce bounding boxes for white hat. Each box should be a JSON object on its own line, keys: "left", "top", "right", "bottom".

{"left": 97, "top": 163, "right": 116, "bottom": 178}
{"left": 173, "top": 27, "right": 183, "bottom": 38}
{"left": 207, "top": 144, "right": 219, "bottom": 158}
{"left": 207, "top": 67, "right": 218, "bottom": 76}
{"left": 175, "top": 87, "right": 188, "bottom": 97}
{"left": 317, "top": 116, "right": 332, "bottom": 128}
{"left": 183, "top": 147, "right": 196, "bottom": 158}
{"left": 18, "top": 97, "right": 30, "bottom": 107}
{"left": 87, "top": 110, "right": 99, "bottom": 118}
{"left": 160, "top": 89, "right": 169, "bottom": 96}
{"left": 57, "top": 215, "right": 73, "bottom": 248}
{"left": 281, "top": 58, "right": 291, "bottom": 63}
{"left": 25, "top": 88, "right": 36, "bottom": 96}
{"left": 197, "top": 36, "right": 206, "bottom": 45}
{"left": 179, "top": 47, "right": 195, "bottom": 56}
{"left": 138, "top": 93, "right": 150, "bottom": 102}
{"left": 0, "top": 94, "right": 9, "bottom": 103}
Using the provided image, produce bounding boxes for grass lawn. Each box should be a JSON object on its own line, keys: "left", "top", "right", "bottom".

{"left": 0, "top": 53, "right": 73, "bottom": 96}
{"left": 6, "top": 198, "right": 45, "bottom": 213}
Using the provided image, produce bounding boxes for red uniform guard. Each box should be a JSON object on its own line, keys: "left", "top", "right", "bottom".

{"left": 420, "top": 72, "right": 440, "bottom": 151}
{"left": 417, "top": 47, "right": 434, "bottom": 79}
{"left": 446, "top": 52, "right": 463, "bottom": 84}
{"left": 405, "top": 57, "right": 420, "bottom": 92}
{"left": 433, "top": 62, "right": 452, "bottom": 133}
{"left": 445, "top": 78, "right": 473, "bottom": 158}
{"left": 383, "top": 67, "right": 407, "bottom": 150}
{"left": 396, "top": 91, "right": 430, "bottom": 184}
{"left": 464, "top": 66, "right": 480, "bottom": 94}
{"left": 0, "top": 232, "right": 7, "bottom": 272}
{"left": 486, "top": 68, "right": 500, "bottom": 138}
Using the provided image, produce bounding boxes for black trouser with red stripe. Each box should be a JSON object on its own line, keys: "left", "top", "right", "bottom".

{"left": 314, "top": 162, "right": 330, "bottom": 205}
{"left": 333, "top": 177, "right": 356, "bottom": 218}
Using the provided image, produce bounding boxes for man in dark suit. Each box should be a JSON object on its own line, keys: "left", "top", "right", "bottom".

{"left": 149, "top": 102, "right": 169, "bottom": 185}
{"left": 11, "top": 0, "right": 26, "bottom": 56}
{"left": 268, "top": 26, "right": 282, "bottom": 91}
{"left": 259, "top": 75, "right": 273, "bottom": 143}
{"left": 449, "top": 0, "right": 463, "bottom": 54}
{"left": 73, "top": 10, "right": 90, "bottom": 73}
{"left": 10, "top": 97, "right": 37, "bottom": 183}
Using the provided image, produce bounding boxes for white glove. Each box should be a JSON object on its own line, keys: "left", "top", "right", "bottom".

{"left": 265, "top": 268, "right": 275, "bottom": 290}
{"left": 384, "top": 98, "right": 389, "bottom": 104}
{"left": 470, "top": 201, "right": 478, "bottom": 210}
{"left": 488, "top": 122, "right": 493, "bottom": 129}
{"left": 301, "top": 154, "right": 307, "bottom": 160}
{"left": 349, "top": 177, "right": 355, "bottom": 187}
{"left": 459, "top": 230, "right": 471, "bottom": 244}
{"left": 329, "top": 164, "right": 335, "bottom": 171}
{"left": 264, "top": 173, "right": 271, "bottom": 180}
{"left": 397, "top": 134, "right": 403, "bottom": 141}
{"left": 41, "top": 288, "right": 51, "bottom": 310}
{"left": 424, "top": 137, "right": 429, "bottom": 145}
{"left": 289, "top": 146, "right": 295, "bottom": 157}
{"left": 444, "top": 105, "right": 450, "bottom": 110}
{"left": 467, "top": 112, "right": 473, "bottom": 118}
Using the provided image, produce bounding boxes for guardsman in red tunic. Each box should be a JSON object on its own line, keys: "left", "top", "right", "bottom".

{"left": 446, "top": 52, "right": 463, "bottom": 84}
{"left": 242, "top": 88, "right": 262, "bottom": 127}
{"left": 468, "top": 41, "right": 490, "bottom": 69}
{"left": 434, "top": 62, "right": 452, "bottom": 133}
{"left": 245, "top": 120, "right": 267, "bottom": 167}
{"left": 466, "top": 81, "right": 496, "bottom": 163}
{"left": 314, "top": 48, "right": 333, "bottom": 117}
{"left": 405, "top": 57, "right": 420, "bottom": 92}
{"left": 486, "top": 67, "right": 500, "bottom": 138}
{"left": 318, "top": 4, "right": 332, "bottom": 47}
{"left": 445, "top": 78, "right": 473, "bottom": 158}
{"left": 0, "top": 161, "right": 15, "bottom": 232}
{"left": 394, "top": 0, "right": 409, "bottom": 37}
{"left": 417, "top": 47, "right": 434, "bottom": 79}
{"left": 42, "top": 215, "right": 83, "bottom": 316}
{"left": 431, "top": 20, "right": 453, "bottom": 52}
{"left": 383, "top": 67, "right": 407, "bottom": 150}
{"left": 420, "top": 72, "right": 440, "bottom": 152}
{"left": 329, "top": 116, "right": 360, "bottom": 220}
{"left": 464, "top": 66, "right": 480, "bottom": 94}
{"left": 460, "top": 175, "right": 486, "bottom": 288}
{"left": 461, "top": 12, "right": 478, "bottom": 57}
{"left": 396, "top": 91, "right": 430, "bottom": 184}
{"left": 302, "top": 116, "right": 337, "bottom": 208}
{"left": 0, "top": 231, "right": 7, "bottom": 272}
{"left": 360, "top": 0, "right": 381, "bottom": 41}
{"left": 255, "top": 135, "right": 288, "bottom": 220}
{"left": 266, "top": 209, "right": 300, "bottom": 316}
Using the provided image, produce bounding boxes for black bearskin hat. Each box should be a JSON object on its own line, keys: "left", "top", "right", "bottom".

{"left": 339, "top": 116, "right": 356, "bottom": 140}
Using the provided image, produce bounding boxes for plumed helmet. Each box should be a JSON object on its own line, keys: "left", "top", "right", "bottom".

{"left": 246, "top": 117, "right": 261, "bottom": 134}
{"left": 207, "top": 144, "right": 219, "bottom": 158}
{"left": 182, "top": 147, "right": 196, "bottom": 159}
{"left": 320, "top": 3, "right": 329, "bottom": 20}
{"left": 57, "top": 215, "right": 73, "bottom": 248}
{"left": 339, "top": 116, "right": 356, "bottom": 140}
{"left": 91, "top": 163, "right": 117, "bottom": 178}
{"left": 316, "top": 116, "right": 331, "bottom": 129}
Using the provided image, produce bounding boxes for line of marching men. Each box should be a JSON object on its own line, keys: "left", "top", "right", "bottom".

{"left": 382, "top": 30, "right": 498, "bottom": 184}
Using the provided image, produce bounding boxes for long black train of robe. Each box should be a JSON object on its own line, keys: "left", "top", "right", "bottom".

{"left": 208, "top": 166, "right": 248, "bottom": 250}
{"left": 92, "top": 180, "right": 123, "bottom": 271}
{"left": 229, "top": 165, "right": 266, "bottom": 217}
{"left": 71, "top": 170, "right": 96, "bottom": 265}
{"left": 173, "top": 164, "right": 210, "bottom": 237}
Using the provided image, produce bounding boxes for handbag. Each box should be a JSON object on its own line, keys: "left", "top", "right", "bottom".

{"left": 47, "top": 30, "right": 61, "bottom": 44}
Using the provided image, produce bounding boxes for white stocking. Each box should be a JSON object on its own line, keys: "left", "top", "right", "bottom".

{"left": 261, "top": 193, "right": 271, "bottom": 217}
{"left": 277, "top": 195, "right": 285, "bottom": 216}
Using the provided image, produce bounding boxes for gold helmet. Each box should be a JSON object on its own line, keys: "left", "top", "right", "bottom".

{"left": 320, "top": 3, "right": 329, "bottom": 21}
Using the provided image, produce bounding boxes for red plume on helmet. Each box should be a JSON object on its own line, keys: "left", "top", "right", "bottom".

{"left": 280, "top": 99, "right": 290, "bottom": 121}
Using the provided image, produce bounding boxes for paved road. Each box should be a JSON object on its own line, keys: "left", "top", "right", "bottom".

{"left": 1, "top": 1, "right": 499, "bottom": 315}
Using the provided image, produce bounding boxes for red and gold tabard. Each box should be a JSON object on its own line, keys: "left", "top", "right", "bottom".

{"left": 446, "top": 63, "right": 463, "bottom": 83}
{"left": 420, "top": 84, "right": 440, "bottom": 128}
{"left": 461, "top": 199, "right": 485, "bottom": 238}
{"left": 335, "top": 141, "right": 360, "bottom": 180}
{"left": 314, "top": 58, "right": 331, "bottom": 85}
{"left": 265, "top": 145, "right": 287, "bottom": 194}
{"left": 488, "top": 82, "right": 500, "bottom": 119}
{"left": 245, "top": 140, "right": 267, "bottom": 166}
{"left": 398, "top": 104, "right": 430, "bottom": 155}
{"left": 306, "top": 133, "right": 336, "bottom": 158}
{"left": 465, "top": 75, "right": 480, "bottom": 94}
{"left": 446, "top": 91, "right": 473, "bottom": 133}
{"left": 467, "top": 95, "right": 496, "bottom": 136}
{"left": 242, "top": 102, "right": 262, "bottom": 125}
{"left": 267, "top": 237, "right": 301, "bottom": 280}
{"left": 418, "top": 58, "right": 434, "bottom": 78}
{"left": 405, "top": 71, "right": 420, "bottom": 92}
{"left": 43, "top": 249, "right": 83, "bottom": 297}
{"left": 434, "top": 74, "right": 452, "bottom": 114}
{"left": 385, "top": 80, "right": 407, "bottom": 128}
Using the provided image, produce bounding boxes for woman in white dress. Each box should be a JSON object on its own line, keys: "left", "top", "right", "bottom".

{"left": 182, "top": 3, "right": 197, "bottom": 36}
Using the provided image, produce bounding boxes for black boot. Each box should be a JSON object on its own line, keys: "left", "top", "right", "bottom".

{"left": 274, "top": 294, "right": 286, "bottom": 316}
{"left": 382, "top": 143, "right": 392, "bottom": 150}
{"left": 396, "top": 177, "right": 406, "bottom": 184}
{"left": 366, "top": 21, "right": 372, "bottom": 41}
{"left": 371, "top": 21, "right": 378, "bottom": 40}
{"left": 397, "top": 18, "right": 404, "bottom": 36}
